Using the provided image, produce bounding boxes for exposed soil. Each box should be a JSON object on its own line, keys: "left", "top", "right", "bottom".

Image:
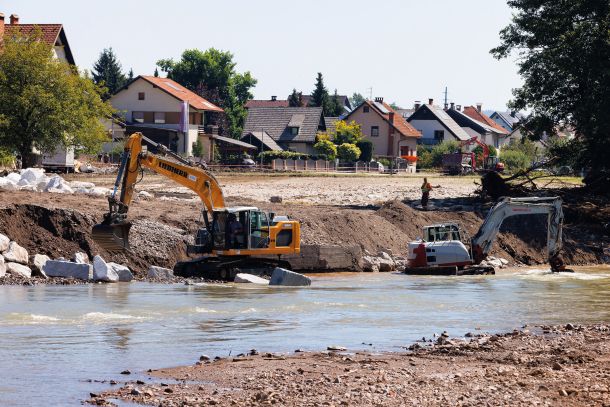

{"left": 0, "top": 173, "right": 607, "bottom": 283}
{"left": 89, "top": 324, "right": 610, "bottom": 406}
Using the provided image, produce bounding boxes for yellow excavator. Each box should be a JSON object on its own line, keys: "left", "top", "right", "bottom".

{"left": 92, "top": 132, "right": 301, "bottom": 280}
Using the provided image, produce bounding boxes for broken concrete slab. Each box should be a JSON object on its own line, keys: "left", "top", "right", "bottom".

{"left": 2, "top": 241, "right": 29, "bottom": 265}
{"left": 0, "top": 233, "right": 9, "bottom": 252}
{"left": 0, "top": 256, "right": 5, "bottom": 278}
{"left": 7, "top": 262, "right": 31, "bottom": 278}
{"left": 29, "top": 254, "right": 50, "bottom": 278}
{"left": 108, "top": 262, "right": 133, "bottom": 282}
{"left": 269, "top": 268, "right": 311, "bottom": 287}
{"left": 147, "top": 266, "right": 174, "bottom": 280}
{"left": 43, "top": 260, "right": 91, "bottom": 280}
{"left": 234, "top": 273, "right": 269, "bottom": 284}
{"left": 73, "top": 252, "right": 90, "bottom": 264}
{"left": 93, "top": 255, "right": 119, "bottom": 282}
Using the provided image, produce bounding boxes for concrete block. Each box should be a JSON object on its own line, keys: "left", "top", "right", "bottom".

{"left": 93, "top": 255, "right": 119, "bottom": 282}
{"left": 284, "top": 244, "right": 362, "bottom": 271}
{"left": 0, "top": 233, "right": 10, "bottom": 252}
{"left": 3, "top": 241, "right": 29, "bottom": 265}
{"left": 147, "top": 266, "right": 173, "bottom": 280}
{"left": 234, "top": 273, "right": 269, "bottom": 284}
{"left": 7, "top": 262, "right": 31, "bottom": 278}
{"left": 108, "top": 262, "right": 133, "bottom": 282}
{"left": 29, "top": 254, "right": 50, "bottom": 278}
{"left": 43, "top": 260, "right": 91, "bottom": 280}
{"left": 269, "top": 268, "right": 311, "bottom": 286}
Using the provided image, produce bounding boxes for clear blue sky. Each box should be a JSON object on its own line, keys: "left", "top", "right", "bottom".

{"left": 4, "top": 0, "right": 520, "bottom": 110}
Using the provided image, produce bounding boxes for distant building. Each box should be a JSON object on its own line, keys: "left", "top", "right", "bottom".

{"left": 241, "top": 107, "right": 326, "bottom": 154}
{"left": 343, "top": 97, "right": 421, "bottom": 170}
{"left": 446, "top": 104, "right": 508, "bottom": 148}
{"left": 0, "top": 12, "right": 75, "bottom": 64}
{"left": 407, "top": 99, "right": 470, "bottom": 145}
{"left": 108, "top": 75, "right": 234, "bottom": 159}
{"left": 246, "top": 94, "right": 352, "bottom": 112}
{"left": 489, "top": 110, "right": 525, "bottom": 132}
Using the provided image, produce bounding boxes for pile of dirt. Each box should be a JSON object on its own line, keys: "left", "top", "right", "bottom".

{"left": 0, "top": 204, "right": 186, "bottom": 274}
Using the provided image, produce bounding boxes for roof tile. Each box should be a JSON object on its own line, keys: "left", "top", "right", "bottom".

{"left": 140, "top": 76, "right": 223, "bottom": 112}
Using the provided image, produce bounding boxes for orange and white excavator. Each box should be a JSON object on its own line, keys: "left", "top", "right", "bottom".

{"left": 405, "top": 197, "right": 571, "bottom": 275}
{"left": 92, "top": 132, "right": 301, "bottom": 280}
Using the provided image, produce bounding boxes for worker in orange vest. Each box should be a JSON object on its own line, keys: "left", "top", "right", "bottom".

{"left": 421, "top": 177, "right": 433, "bottom": 209}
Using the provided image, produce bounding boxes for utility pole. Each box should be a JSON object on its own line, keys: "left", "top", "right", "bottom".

{"left": 443, "top": 86, "right": 448, "bottom": 108}
{"left": 366, "top": 87, "right": 373, "bottom": 100}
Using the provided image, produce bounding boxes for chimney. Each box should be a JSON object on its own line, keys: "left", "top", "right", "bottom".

{"left": 388, "top": 112, "right": 394, "bottom": 124}
{"left": 456, "top": 105, "right": 462, "bottom": 111}
{"left": 444, "top": 103, "right": 449, "bottom": 110}
{"left": 0, "top": 13, "right": 4, "bottom": 39}
{"left": 510, "top": 110, "right": 516, "bottom": 118}
{"left": 428, "top": 98, "right": 433, "bottom": 105}
{"left": 414, "top": 100, "right": 421, "bottom": 110}
{"left": 271, "top": 95, "right": 277, "bottom": 101}
{"left": 9, "top": 13, "right": 18, "bottom": 25}
{"left": 374, "top": 97, "right": 383, "bottom": 103}
{"left": 450, "top": 102, "right": 455, "bottom": 110}
{"left": 476, "top": 103, "right": 482, "bottom": 112}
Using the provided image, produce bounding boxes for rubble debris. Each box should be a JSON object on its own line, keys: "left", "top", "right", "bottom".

{"left": 73, "top": 252, "right": 90, "bottom": 264}
{"left": 7, "top": 262, "right": 32, "bottom": 278}
{"left": 43, "top": 260, "right": 91, "bottom": 280}
{"left": 92, "top": 255, "right": 119, "bottom": 282}
{"left": 147, "top": 266, "right": 174, "bottom": 280}
{"left": 108, "top": 263, "right": 133, "bottom": 282}
{"left": 29, "top": 254, "right": 50, "bottom": 278}
{"left": 3, "top": 241, "right": 29, "bottom": 265}
{"left": 0, "top": 256, "right": 6, "bottom": 278}
{"left": 0, "top": 168, "right": 112, "bottom": 197}
{"left": 0, "top": 233, "right": 9, "bottom": 252}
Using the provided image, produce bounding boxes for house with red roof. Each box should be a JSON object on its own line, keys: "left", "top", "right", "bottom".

{"left": 343, "top": 97, "right": 421, "bottom": 171}
{"left": 108, "top": 75, "right": 252, "bottom": 159}
{"left": 0, "top": 13, "right": 75, "bottom": 64}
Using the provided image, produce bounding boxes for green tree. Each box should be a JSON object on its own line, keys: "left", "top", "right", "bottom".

{"left": 349, "top": 92, "right": 365, "bottom": 108}
{"left": 326, "top": 89, "right": 344, "bottom": 117}
{"left": 127, "top": 68, "right": 134, "bottom": 81}
{"left": 337, "top": 143, "right": 361, "bottom": 162}
{"left": 92, "top": 47, "right": 127, "bottom": 99}
{"left": 192, "top": 139, "right": 203, "bottom": 157}
{"left": 288, "top": 88, "right": 303, "bottom": 107}
{"left": 389, "top": 102, "right": 400, "bottom": 110}
{"left": 309, "top": 72, "right": 329, "bottom": 109}
{"left": 154, "top": 67, "right": 159, "bottom": 77}
{"left": 500, "top": 150, "right": 530, "bottom": 172}
{"left": 356, "top": 140, "right": 374, "bottom": 162}
{"left": 333, "top": 120, "right": 363, "bottom": 145}
{"left": 314, "top": 139, "right": 337, "bottom": 160}
{"left": 157, "top": 48, "right": 257, "bottom": 138}
{"left": 491, "top": 0, "right": 610, "bottom": 177}
{"left": 0, "top": 29, "right": 113, "bottom": 165}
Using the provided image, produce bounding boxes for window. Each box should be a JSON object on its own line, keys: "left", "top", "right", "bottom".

{"left": 154, "top": 112, "right": 166, "bottom": 124}
{"left": 132, "top": 111, "right": 144, "bottom": 123}
{"left": 363, "top": 106, "right": 370, "bottom": 113}
{"left": 371, "top": 126, "right": 379, "bottom": 137}
{"left": 434, "top": 130, "right": 444, "bottom": 140}
{"left": 290, "top": 127, "right": 299, "bottom": 136}
{"left": 138, "top": 92, "right": 145, "bottom": 100}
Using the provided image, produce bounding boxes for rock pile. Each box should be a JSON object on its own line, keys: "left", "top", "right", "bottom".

{"left": 0, "top": 168, "right": 112, "bottom": 196}
{"left": 359, "top": 250, "right": 407, "bottom": 272}
{"left": 0, "top": 232, "right": 133, "bottom": 283}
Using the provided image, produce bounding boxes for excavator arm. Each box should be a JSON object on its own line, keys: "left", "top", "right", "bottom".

{"left": 93, "top": 132, "right": 225, "bottom": 251}
{"left": 470, "top": 197, "right": 566, "bottom": 271}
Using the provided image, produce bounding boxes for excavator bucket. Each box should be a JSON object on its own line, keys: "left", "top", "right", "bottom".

{"left": 91, "top": 222, "right": 132, "bottom": 252}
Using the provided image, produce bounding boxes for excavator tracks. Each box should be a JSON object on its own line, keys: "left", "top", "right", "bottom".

{"left": 174, "top": 256, "right": 292, "bottom": 281}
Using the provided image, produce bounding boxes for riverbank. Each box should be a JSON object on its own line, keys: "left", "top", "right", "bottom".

{"left": 0, "top": 172, "right": 608, "bottom": 284}
{"left": 89, "top": 323, "right": 610, "bottom": 406}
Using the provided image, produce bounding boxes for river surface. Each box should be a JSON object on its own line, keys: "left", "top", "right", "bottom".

{"left": 1, "top": 267, "right": 609, "bottom": 406}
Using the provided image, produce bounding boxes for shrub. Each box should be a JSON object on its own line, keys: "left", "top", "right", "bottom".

{"left": 356, "top": 140, "right": 373, "bottom": 162}
{"left": 192, "top": 139, "right": 203, "bottom": 157}
{"left": 314, "top": 139, "right": 337, "bottom": 160}
{"left": 336, "top": 143, "right": 361, "bottom": 162}
{"left": 417, "top": 141, "right": 461, "bottom": 169}
{"left": 315, "top": 132, "right": 331, "bottom": 142}
{"left": 258, "top": 150, "right": 309, "bottom": 164}
{"left": 500, "top": 150, "right": 530, "bottom": 172}
{"left": 333, "top": 120, "right": 363, "bottom": 145}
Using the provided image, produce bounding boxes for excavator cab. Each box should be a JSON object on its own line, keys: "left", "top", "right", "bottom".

{"left": 210, "top": 207, "right": 271, "bottom": 251}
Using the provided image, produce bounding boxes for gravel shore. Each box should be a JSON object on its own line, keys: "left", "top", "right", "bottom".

{"left": 89, "top": 324, "right": 610, "bottom": 406}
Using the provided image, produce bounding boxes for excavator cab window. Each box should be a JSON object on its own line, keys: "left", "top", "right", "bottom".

{"left": 424, "top": 225, "right": 462, "bottom": 242}
{"left": 249, "top": 211, "right": 270, "bottom": 249}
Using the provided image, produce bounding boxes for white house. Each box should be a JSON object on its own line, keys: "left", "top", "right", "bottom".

{"left": 108, "top": 75, "right": 224, "bottom": 158}
{"left": 407, "top": 99, "right": 470, "bottom": 145}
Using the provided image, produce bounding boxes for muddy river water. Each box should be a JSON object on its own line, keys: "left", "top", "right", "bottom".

{"left": 1, "top": 267, "right": 609, "bottom": 406}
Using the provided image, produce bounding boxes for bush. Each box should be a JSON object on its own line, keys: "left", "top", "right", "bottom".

{"left": 314, "top": 139, "right": 337, "bottom": 160}
{"left": 416, "top": 145, "right": 433, "bottom": 169}
{"left": 0, "top": 148, "right": 14, "bottom": 167}
{"left": 333, "top": 120, "right": 363, "bottom": 145}
{"left": 258, "top": 150, "right": 310, "bottom": 164}
{"left": 546, "top": 137, "right": 583, "bottom": 169}
{"left": 500, "top": 150, "right": 530, "bottom": 172}
{"left": 416, "top": 141, "right": 460, "bottom": 169}
{"left": 501, "top": 137, "right": 538, "bottom": 161}
{"left": 356, "top": 140, "right": 373, "bottom": 162}
{"left": 336, "top": 143, "right": 361, "bottom": 162}
{"left": 192, "top": 139, "right": 203, "bottom": 157}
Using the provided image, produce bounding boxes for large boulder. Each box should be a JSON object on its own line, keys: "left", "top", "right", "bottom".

{"left": 0, "top": 256, "right": 6, "bottom": 278}
{"left": 0, "top": 233, "right": 10, "bottom": 252}
{"left": 360, "top": 255, "right": 380, "bottom": 273}
{"left": 234, "top": 273, "right": 269, "bottom": 284}
{"left": 29, "top": 254, "right": 50, "bottom": 278}
{"left": 0, "top": 178, "right": 18, "bottom": 191}
{"left": 43, "top": 260, "right": 91, "bottom": 280}
{"left": 147, "top": 266, "right": 174, "bottom": 280}
{"left": 3, "top": 242, "right": 29, "bottom": 265}
{"left": 108, "top": 262, "right": 133, "bottom": 282}
{"left": 73, "top": 252, "right": 90, "bottom": 264}
{"left": 269, "top": 268, "right": 311, "bottom": 287}
{"left": 45, "top": 175, "right": 74, "bottom": 194}
{"left": 377, "top": 252, "right": 395, "bottom": 272}
{"left": 92, "top": 255, "right": 119, "bottom": 282}
{"left": 7, "top": 262, "right": 31, "bottom": 278}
